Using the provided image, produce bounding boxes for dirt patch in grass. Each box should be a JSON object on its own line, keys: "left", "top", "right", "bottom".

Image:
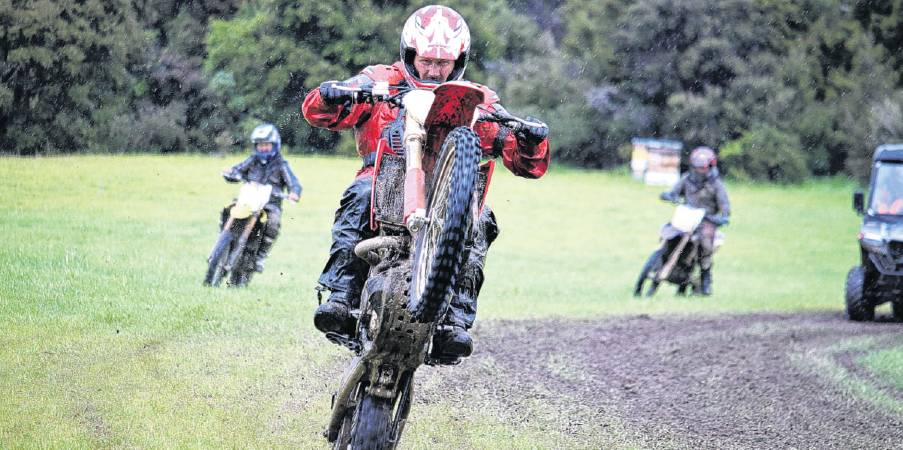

{"left": 422, "top": 312, "right": 903, "bottom": 449}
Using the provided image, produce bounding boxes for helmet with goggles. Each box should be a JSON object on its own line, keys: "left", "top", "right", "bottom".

{"left": 399, "top": 5, "right": 471, "bottom": 88}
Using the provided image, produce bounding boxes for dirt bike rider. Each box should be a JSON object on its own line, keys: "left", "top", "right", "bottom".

{"left": 659, "top": 146, "right": 730, "bottom": 296}
{"left": 301, "top": 5, "right": 550, "bottom": 359}
{"left": 221, "top": 123, "right": 301, "bottom": 273}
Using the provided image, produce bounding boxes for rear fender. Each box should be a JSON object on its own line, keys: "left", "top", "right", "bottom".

{"left": 325, "top": 356, "right": 366, "bottom": 442}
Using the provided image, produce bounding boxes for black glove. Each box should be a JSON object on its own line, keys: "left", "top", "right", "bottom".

{"left": 518, "top": 116, "right": 549, "bottom": 144}
{"left": 705, "top": 214, "right": 729, "bottom": 226}
{"left": 660, "top": 192, "right": 677, "bottom": 203}
{"left": 319, "top": 80, "right": 352, "bottom": 106}
{"left": 222, "top": 170, "right": 242, "bottom": 183}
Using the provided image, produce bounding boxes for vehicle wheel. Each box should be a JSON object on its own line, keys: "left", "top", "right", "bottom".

{"left": 229, "top": 263, "right": 253, "bottom": 287}
{"left": 646, "top": 280, "right": 660, "bottom": 297}
{"left": 845, "top": 266, "right": 875, "bottom": 321}
{"left": 204, "top": 231, "right": 234, "bottom": 287}
{"left": 333, "top": 402, "right": 355, "bottom": 450}
{"left": 892, "top": 300, "right": 903, "bottom": 321}
{"left": 349, "top": 394, "right": 393, "bottom": 450}
{"left": 634, "top": 248, "right": 663, "bottom": 297}
{"left": 388, "top": 374, "right": 413, "bottom": 448}
{"left": 408, "top": 126, "right": 480, "bottom": 323}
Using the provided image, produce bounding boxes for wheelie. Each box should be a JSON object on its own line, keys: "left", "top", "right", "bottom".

{"left": 301, "top": 5, "right": 550, "bottom": 448}
{"left": 204, "top": 123, "right": 301, "bottom": 287}
{"left": 845, "top": 143, "right": 903, "bottom": 321}
{"left": 635, "top": 146, "right": 730, "bottom": 297}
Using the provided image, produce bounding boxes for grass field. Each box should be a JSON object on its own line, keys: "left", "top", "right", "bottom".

{"left": 0, "top": 155, "right": 897, "bottom": 448}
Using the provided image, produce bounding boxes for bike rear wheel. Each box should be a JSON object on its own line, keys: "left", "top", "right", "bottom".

{"left": 229, "top": 250, "right": 255, "bottom": 287}
{"left": 204, "top": 230, "right": 234, "bottom": 286}
{"left": 408, "top": 126, "right": 480, "bottom": 323}
{"left": 349, "top": 394, "right": 394, "bottom": 450}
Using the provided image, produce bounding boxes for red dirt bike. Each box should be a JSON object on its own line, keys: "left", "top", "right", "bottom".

{"left": 321, "top": 81, "right": 542, "bottom": 449}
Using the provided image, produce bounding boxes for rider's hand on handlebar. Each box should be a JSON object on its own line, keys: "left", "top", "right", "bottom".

{"left": 705, "top": 214, "right": 729, "bottom": 226}
{"left": 289, "top": 192, "right": 300, "bottom": 203}
{"left": 319, "top": 80, "right": 353, "bottom": 105}
{"left": 518, "top": 116, "right": 549, "bottom": 144}
{"left": 222, "top": 169, "right": 242, "bottom": 182}
{"left": 660, "top": 191, "right": 677, "bottom": 203}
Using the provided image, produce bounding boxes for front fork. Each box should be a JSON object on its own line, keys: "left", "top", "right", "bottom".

{"left": 225, "top": 214, "right": 259, "bottom": 270}
{"left": 401, "top": 90, "right": 435, "bottom": 233}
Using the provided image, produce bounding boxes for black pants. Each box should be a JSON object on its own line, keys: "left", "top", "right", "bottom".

{"left": 318, "top": 176, "right": 498, "bottom": 329}
{"left": 262, "top": 203, "right": 281, "bottom": 241}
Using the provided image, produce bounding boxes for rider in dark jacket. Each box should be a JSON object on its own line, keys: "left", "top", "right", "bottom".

{"left": 302, "top": 5, "right": 550, "bottom": 359}
{"left": 660, "top": 146, "right": 730, "bottom": 295}
{"left": 222, "top": 123, "right": 301, "bottom": 272}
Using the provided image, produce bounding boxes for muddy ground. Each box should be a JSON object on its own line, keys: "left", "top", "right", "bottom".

{"left": 418, "top": 312, "right": 903, "bottom": 449}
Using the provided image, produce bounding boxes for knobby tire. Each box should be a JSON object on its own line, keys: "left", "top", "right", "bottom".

{"left": 635, "top": 248, "right": 663, "bottom": 297}
{"left": 845, "top": 266, "right": 874, "bottom": 321}
{"left": 349, "top": 394, "right": 394, "bottom": 450}
{"left": 204, "top": 230, "right": 234, "bottom": 286}
{"left": 408, "top": 126, "right": 480, "bottom": 323}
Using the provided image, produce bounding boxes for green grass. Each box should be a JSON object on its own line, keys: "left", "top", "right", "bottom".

{"left": 860, "top": 345, "right": 903, "bottom": 390}
{"left": 0, "top": 154, "right": 886, "bottom": 448}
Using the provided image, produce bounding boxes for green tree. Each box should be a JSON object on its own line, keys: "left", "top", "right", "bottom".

{"left": 1, "top": 0, "right": 139, "bottom": 154}
{"left": 205, "top": 0, "right": 542, "bottom": 153}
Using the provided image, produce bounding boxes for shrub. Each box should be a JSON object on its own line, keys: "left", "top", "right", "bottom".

{"left": 720, "top": 126, "right": 809, "bottom": 183}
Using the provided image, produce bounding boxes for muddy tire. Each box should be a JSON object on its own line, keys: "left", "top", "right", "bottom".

{"left": 332, "top": 404, "right": 354, "bottom": 449}
{"left": 646, "top": 280, "right": 661, "bottom": 297}
{"left": 408, "top": 127, "right": 480, "bottom": 323}
{"left": 349, "top": 394, "right": 393, "bottom": 450}
{"left": 635, "top": 248, "right": 663, "bottom": 297}
{"left": 845, "top": 266, "right": 874, "bottom": 321}
{"left": 229, "top": 262, "right": 253, "bottom": 287}
{"left": 204, "top": 230, "right": 233, "bottom": 287}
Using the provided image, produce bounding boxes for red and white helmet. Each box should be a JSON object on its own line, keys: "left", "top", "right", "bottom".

{"left": 690, "top": 146, "right": 717, "bottom": 170}
{"left": 399, "top": 5, "right": 471, "bottom": 87}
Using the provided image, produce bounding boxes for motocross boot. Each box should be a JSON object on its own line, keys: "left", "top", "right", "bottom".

{"left": 314, "top": 293, "right": 354, "bottom": 335}
{"left": 431, "top": 325, "right": 473, "bottom": 359}
{"left": 254, "top": 236, "right": 275, "bottom": 273}
{"left": 700, "top": 268, "right": 713, "bottom": 296}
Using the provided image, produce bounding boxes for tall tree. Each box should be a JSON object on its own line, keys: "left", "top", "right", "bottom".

{"left": 1, "top": 0, "right": 139, "bottom": 154}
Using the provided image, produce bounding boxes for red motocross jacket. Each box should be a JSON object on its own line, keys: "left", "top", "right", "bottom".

{"left": 301, "top": 61, "right": 550, "bottom": 179}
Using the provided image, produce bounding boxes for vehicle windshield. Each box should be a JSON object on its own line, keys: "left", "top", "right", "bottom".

{"left": 870, "top": 162, "right": 903, "bottom": 215}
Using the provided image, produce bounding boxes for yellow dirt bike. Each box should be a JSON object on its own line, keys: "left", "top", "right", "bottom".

{"left": 203, "top": 181, "right": 283, "bottom": 287}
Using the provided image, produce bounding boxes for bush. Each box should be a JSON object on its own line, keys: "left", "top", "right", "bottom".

{"left": 104, "top": 103, "right": 189, "bottom": 153}
{"left": 720, "top": 127, "right": 809, "bottom": 183}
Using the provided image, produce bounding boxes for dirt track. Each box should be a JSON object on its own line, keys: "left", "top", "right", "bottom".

{"left": 422, "top": 312, "right": 903, "bottom": 449}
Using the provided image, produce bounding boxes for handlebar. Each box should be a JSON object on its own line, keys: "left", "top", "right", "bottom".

{"left": 331, "top": 82, "right": 545, "bottom": 132}
{"left": 222, "top": 173, "right": 290, "bottom": 199}
{"left": 333, "top": 81, "right": 410, "bottom": 106}
{"left": 474, "top": 107, "right": 545, "bottom": 133}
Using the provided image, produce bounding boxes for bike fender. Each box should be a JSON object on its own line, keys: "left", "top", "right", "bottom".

{"left": 230, "top": 204, "right": 253, "bottom": 219}
{"left": 326, "top": 355, "right": 366, "bottom": 442}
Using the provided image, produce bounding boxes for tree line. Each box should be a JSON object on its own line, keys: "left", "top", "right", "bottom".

{"left": 3, "top": 0, "right": 903, "bottom": 182}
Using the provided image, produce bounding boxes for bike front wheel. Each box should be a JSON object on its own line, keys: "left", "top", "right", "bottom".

{"left": 204, "top": 230, "right": 234, "bottom": 286}
{"left": 634, "top": 248, "right": 663, "bottom": 297}
{"left": 408, "top": 126, "right": 481, "bottom": 323}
